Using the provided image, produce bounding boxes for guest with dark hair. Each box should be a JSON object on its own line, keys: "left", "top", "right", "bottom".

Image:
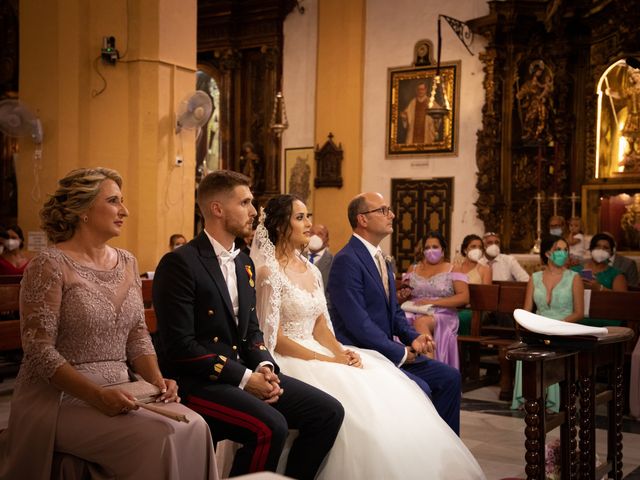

{"left": 401, "top": 231, "right": 469, "bottom": 370}
{"left": 572, "top": 233, "right": 627, "bottom": 293}
{"left": 0, "top": 224, "right": 31, "bottom": 275}
{"left": 0, "top": 167, "right": 218, "bottom": 480}
{"left": 602, "top": 233, "right": 639, "bottom": 287}
{"left": 169, "top": 233, "right": 187, "bottom": 251}
{"left": 251, "top": 194, "right": 485, "bottom": 479}
{"left": 456, "top": 234, "right": 492, "bottom": 335}
{"left": 511, "top": 234, "right": 584, "bottom": 412}
{"left": 153, "top": 170, "right": 344, "bottom": 479}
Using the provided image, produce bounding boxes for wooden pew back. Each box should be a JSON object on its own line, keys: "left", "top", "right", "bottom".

{"left": 588, "top": 290, "right": 640, "bottom": 323}
{"left": 467, "top": 284, "right": 500, "bottom": 336}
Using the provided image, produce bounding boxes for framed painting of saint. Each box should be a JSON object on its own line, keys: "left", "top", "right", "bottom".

{"left": 284, "top": 147, "right": 315, "bottom": 214}
{"left": 386, "top": 62, "right": 460, "bottom": 157}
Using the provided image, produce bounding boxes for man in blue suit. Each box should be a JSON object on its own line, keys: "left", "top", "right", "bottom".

{"left": 328, "top": 191, "right": 461, "bottom": 434}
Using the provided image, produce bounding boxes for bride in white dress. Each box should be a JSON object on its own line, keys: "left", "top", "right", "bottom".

{"left": 251, "top": 195, "right": 485, "bottom": 480}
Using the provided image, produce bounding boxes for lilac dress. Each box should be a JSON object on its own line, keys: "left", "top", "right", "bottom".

{"left": 405, "top": 267, "right": 468, "bottom": 370}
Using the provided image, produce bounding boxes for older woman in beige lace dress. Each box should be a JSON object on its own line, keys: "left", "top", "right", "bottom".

{"left": 0, "top": 168, "right": 218, "bottom": 480}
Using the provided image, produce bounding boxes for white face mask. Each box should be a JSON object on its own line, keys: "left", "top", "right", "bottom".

{"left": 307, "top": 234, "right": 323, "bottom": 252}
{"left": 550, "top": 227, "right": 563, "bottom": 236}
{"left": 485, "top": 244, "right": 500, "bottom": 258}
{"left": 591, "top": 248, "right": 610, "bottom": 264}
{"left": 4, "top": 238, "right": 20, "bottom": 251}
{"left": 467, "top": 248, "right": 484, "bottom": 262}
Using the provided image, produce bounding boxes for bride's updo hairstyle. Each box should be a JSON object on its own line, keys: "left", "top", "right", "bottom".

{"left": 40, "top": 167, "right": 122, "bottom": 243}
{"left": 264, "top": 194, "right": 304, "bottom": 255}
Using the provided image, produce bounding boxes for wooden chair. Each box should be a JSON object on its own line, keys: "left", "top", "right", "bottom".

{"left": 457, "top": 284, "right": 500, "bottom": 388}
{"left": 0, "top": 284, "right": 22, "bottom": 381}
{"left": 479, "top": 282, "right": 527, "bottom": 400}
{"left": 0, "top": 284, "right": 21, "bottom": 352}
{"left": 141, "top": 278, "right": 153, "bottom": 308}
{"left": 0, "top": 275, "right": 22, "bottom": 285}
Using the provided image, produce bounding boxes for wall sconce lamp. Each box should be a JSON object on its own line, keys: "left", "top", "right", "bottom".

{"left": 269, "top": 91, "right": 289, "bottom": 138}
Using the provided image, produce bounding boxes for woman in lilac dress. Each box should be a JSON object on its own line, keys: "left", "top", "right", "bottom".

{"left": 402, "top": 231, "right": 469, "bottom": 369}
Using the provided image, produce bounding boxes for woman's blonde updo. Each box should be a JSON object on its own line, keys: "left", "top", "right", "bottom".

{"left": 40, "top": 167, "right": 123, "bottom": 243}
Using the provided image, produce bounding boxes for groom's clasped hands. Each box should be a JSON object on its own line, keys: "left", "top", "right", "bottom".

{"left": 245, "top": 366, "right": 284, "bottom": 404}
{"left": 406, "top": 333, "right": 437, "bottom": 363}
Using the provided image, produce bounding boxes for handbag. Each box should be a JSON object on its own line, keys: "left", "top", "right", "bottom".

{"left": 400, "top": 301, "right": 435, "bottom": 315}
{"left": 103, "top": 375, "right": 162, "bottom": 404}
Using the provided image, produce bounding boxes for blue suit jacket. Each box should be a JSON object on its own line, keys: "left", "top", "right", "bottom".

{"left": 328, "top": 236, "right": 420, "bottom": 365}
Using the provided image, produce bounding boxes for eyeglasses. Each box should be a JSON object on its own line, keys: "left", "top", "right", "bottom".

{"left": 359, "top": 206, "right": 393, "bottom": 217}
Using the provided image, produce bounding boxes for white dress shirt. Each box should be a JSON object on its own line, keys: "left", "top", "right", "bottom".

{"left": 204, "top": 231, "right": 262, "bottom": 389}
{"left": 480, "top": 253, "right": 530, "bottom": 282}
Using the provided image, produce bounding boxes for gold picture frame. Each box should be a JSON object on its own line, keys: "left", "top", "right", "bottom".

{"left": 284, "top": 147, "right": 315, "bottom": 214}
{"left": 386, "top": 62, "right": 460, "bottom": 157}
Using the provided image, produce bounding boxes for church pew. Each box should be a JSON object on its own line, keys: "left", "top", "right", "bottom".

{"left": 0, "top": 275, "right": 22, "bottom": 285}
{"left": 141, "top": 278, "right": 153, "bottom": 308}
{"left": 457, "top": 284, "right": 500, "bottom": 388}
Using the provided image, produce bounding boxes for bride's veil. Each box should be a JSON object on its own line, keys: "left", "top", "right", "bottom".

{"left": 250, "top": 208, "right": 283, "bottom": 353}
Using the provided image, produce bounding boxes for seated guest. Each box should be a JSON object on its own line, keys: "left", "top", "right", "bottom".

{"left": 511, "top": 234, "right": 584, "bottom": 413}
{"left": 604, "top": 233, "right": 639, "bottom": 287}
{"left": 458, "top": 234, "right": 492, "bottom": 285}
{"left": 571, "top": 233, "right": 627, "bottom": 294}
{"left": 401, "top": 232, "right": 469, "bottom": 370}
{"left": 548, "top": 215, "right": 566, "bottom": 237}
{"left": 252, "top": 195, "right": 485, "bottom": 480}
{"left": 328, "top": 192, "right": 462, "bottom": 435}
{"left": 0, "top": 224, "right": 31, "bottom": 275}
{"left": 306, "top": 223, "right": 333, "bottom": 290}
{"left": 169, "top": 233, "right": 187, "bottom": 251}
{"left": 457, "top": 234, "right": 492, "bottom": 335}
{"left": 566, "top": 216, "right": 586, "bottom": 265}
{"left": 480, "top": 232, "right": 530, "bottom": 282}
{"left": 153, "top": 170, "right": 344, "bottom": 480}
{"left": 0, "top": 167, "right": 218, "bottom": 480}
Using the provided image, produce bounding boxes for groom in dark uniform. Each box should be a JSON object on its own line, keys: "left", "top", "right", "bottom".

{"left": 153, "top": 170, "right": 344, "bottom": 479}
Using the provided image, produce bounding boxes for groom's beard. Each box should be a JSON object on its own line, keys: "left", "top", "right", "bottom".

{"left": 224, "top": 216, "right": 253, "bottom": 239}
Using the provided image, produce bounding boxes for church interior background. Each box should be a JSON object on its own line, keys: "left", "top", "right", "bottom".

{"left": 2, "top": 0, "right": 639, "bottom": 272}
{"left": 2, "top": 1, "right": 640, "bottom": 478}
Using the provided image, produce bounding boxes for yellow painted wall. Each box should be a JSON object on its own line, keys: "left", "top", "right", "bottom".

{"left": 17, "top": 0, "right": 196, "bottom": 272}
{"left": 314, "top": 0, "right": 366, "bottom": 250}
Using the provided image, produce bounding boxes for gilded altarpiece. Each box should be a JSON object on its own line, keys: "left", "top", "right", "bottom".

{"left": 197, "top": 0, "right": 297, "bottom": 204}
{"left": 469, "top": 0, "right": 640, "bottom": 252}
{"left": 391, "top": 178, "right": 453, "bottom": 273}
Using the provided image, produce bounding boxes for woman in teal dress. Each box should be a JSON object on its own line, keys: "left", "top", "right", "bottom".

{"left": 511, "top": 235, "right": 584, "bottom": 412}
{"left": 571, "top": 233, "right": 628, "bottom": 326}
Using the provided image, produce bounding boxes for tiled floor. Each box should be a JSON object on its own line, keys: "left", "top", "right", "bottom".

{"left": 1, "top": 377, "right": 640, "bottom": 479}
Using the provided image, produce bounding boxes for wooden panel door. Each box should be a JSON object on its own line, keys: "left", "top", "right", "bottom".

{"left": 391, "top": 178, "right": 454, "bottom": 273}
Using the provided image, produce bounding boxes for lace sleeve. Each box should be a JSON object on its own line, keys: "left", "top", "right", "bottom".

{"left": 125, "top": 252, "right": 156, "bottom": 361}
{"left": 19, "top": 251, "right": 67, "bottom": 380}
{"left": 255, "top": 265, "right": 281, "bottom": 354}
{"left": 312, "top": 264, "right": 335, "bottom": 334}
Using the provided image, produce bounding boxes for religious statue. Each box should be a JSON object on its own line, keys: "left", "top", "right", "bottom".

{"left": 621, "top": 193, "right": 640, "bottom": 249}
{"left": 516, "top": 60, "right": 554, "bottom": 143}
{"left": 240, "top": 142, "right": 261, "bottom": 188}
{"left": 288, "top": 156, "right": 311, "bottom": 203}
{"left": 607, "top": 67, "right": 640, "bottom": 173}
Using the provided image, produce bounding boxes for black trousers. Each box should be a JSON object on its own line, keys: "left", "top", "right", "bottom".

{"left": 183, "top": 374, "right": 344, "bottom": 479}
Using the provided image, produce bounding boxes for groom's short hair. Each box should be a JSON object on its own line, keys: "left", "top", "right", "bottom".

{"left": 197, "top": 170, "right": 250, "bottom": 213}
{"left": 347, "top": 195, "right": 368, "bottom": 229}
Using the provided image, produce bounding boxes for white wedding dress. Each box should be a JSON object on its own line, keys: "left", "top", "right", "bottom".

{"left": 255, "top": 260, "right": 486, "bottom": 480}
